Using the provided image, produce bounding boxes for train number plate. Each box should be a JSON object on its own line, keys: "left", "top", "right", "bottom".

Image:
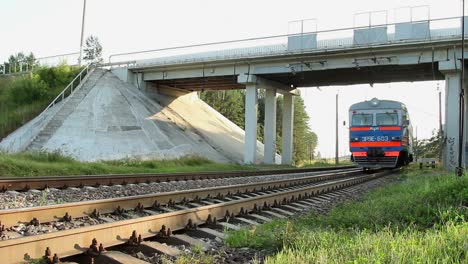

{"left": 361, "top": 136, "right": 389, "bottom": 142}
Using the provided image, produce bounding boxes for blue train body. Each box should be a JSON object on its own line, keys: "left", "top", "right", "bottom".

{"left": 349, "top": 98, "right": 414, "bottom": 168}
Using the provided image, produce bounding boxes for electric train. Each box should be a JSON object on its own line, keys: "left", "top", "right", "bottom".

{"left": 349, "top": 98, "right": 414, "bottom": 168}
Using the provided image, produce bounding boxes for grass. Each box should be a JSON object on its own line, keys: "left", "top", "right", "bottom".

{"left": 225, "top": 166, "right": 468, "bottom": 263}
{"left": 267, "top": 222, "right": 467, "bottom": 263}
{"left": 0, "top": 152, "right": 251, "bottom": 177}
{"left": 300, "top": 160, "right": 353, "bottom": 168}
{"left": 169, "top": 252, "right": 215, "bottom": 264}
{"left": 0, "top": 151, "right": 348, "bottom": 177}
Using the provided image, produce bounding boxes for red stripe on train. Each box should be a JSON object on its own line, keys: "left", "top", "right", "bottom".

{"left": 350, "top": 141, "right": 401, "bottom": 147}
{"left": 380, "top": 126, "right": 401, "bottom": 131}
{"left": 350, "top": 127, "right": 370, "bottom": 131}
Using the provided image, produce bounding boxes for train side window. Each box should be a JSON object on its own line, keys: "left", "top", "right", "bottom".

{"left": 352, "top": 114, "right": 373, "bottom": 126}
{"left": 403, "top": 112, "right": 410, "bottom": 126}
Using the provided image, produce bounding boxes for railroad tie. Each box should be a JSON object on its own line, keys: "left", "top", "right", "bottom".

{"left": 100, "top": 251, "right": 149, "bottom": 264}
{"left": 262, "top": 210, "right": 287, "bottom": 219}
{"left": 290, "top": 202, "right": 311, "bottom": 209}
{"left": 188, "top": 202, "right": 204, "bottom": 207}
{"left": 295, "top": 200, "right": 316, "bottom": 207}
{"left": 281, "top": 204, "right": 304, "bottom": 212}
{"left": 218, "top": 222, "right": 241, "bottom": 231}
{"left": 270, "top": 207, "right": 295, "bottom": 216}
{"left": 196, "top": 227, "right": 225, "bottom": 239}
{"left": 172, "top": 234, "right": 211, "bottom": 251}
{"left": 235, "top": 217, "right": 261, "bottom": 226}
{"left": 249, "top": 213, "right": 273, "bottom": 222}
{"left": 140, "top": 241, "right": 181, "bottom": 258}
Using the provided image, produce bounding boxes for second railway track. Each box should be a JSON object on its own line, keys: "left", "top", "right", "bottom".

{"left": 0, "top": 165, "right": 354, "bottom": 192}
{"left": 0, "top": 168, "right": 397, "bottom": 263}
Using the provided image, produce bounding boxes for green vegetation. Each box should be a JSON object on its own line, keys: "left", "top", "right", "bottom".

{"left": 83, "top": 35, "right": 104, "bottom": 63}
{"left": 200, "top": 90, "right": 318, "bottom": 164}
{"left": 265, "top": 223, "right": 467, "bottom": 263}
{"left": 226, "top": 167, "right": 468, "bottom": 263}
{"left": 414, "top": 130, "right": 442, "bottom": 159}
{"left": 1, "top": 52, "right": 36, "bottom": 74}
{"left": 0, "top": 62, "right": 82, "bottom": 139}
{"left": 0, "top": 152, "right": 251, "bottom": 177}
{"left": 166, "top": 251, "right": 216, "bottom": 264}
{"left": 0, "top": 151, "right": 348, "bottom": 177}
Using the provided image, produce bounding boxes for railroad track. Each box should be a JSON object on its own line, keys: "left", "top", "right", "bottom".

{"left": 0, "top": 168, "right": 397, "bottom": 264}
{"left": 0, "top": 165, "right": 354, "bottom": 192}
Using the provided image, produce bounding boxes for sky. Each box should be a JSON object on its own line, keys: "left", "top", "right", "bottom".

{"left": 0, "top": 0, "right": 463, "bottom": 157}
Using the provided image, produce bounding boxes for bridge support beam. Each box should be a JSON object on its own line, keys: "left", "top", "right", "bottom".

{"left": 264, "top": 88, "right": 277, "bottom": 164}
{"left": 439, "top": 60, "right": 463, "bottom": 170}
{"left": 282, "top": 94, "right": 294, "bottom": 165}
{"left": 244, "top": 84, "right": 258, "bottom": 164}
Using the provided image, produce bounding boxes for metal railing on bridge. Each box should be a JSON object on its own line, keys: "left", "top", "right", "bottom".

{"left": 107, "top": 16, "right": 467, "bottom": 69}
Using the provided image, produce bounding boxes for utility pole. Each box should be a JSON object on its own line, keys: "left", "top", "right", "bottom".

{"left": 439, "top": 85, "right": 443, "bottom": 163}
{"left": 457, "top": 0, "right": 465, "bottom": 176}
{"left": 415, "top": 126, "right": 418, "bottom": 162}
{"left": 78, "top": 0, "right": 87, "bottom": 66}
{"left": 335, "top": 92, "right": 339, "bottom": 165}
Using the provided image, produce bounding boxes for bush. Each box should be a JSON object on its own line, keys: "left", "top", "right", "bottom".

{"left": 8, "top": 74, "right": 48, "bottom": 104}
{"left": 36, "top": 63, "right": 80, "bottom": 88}
{"left": 0, "top": 63, "right": 83, "bottom": 139}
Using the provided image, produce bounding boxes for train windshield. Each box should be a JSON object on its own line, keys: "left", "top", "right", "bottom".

{"left": 352, "top": 114, "right": 373, "bottom": 126}
{"left": 376, "top": 112, "right": 398, "bottom": 126}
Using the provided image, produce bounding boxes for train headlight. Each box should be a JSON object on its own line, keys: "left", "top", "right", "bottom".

{"left": 391, "top": 136, "right": 401, "bottom": 141}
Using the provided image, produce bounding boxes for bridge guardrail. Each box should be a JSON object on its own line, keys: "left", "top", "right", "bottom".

{"left": 107, "top": 16, "right": 466, "bottom": 68}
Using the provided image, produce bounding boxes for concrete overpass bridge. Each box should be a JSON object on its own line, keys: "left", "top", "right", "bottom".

{"left": 109, "top": 16, "right": 468, "bottom": 169}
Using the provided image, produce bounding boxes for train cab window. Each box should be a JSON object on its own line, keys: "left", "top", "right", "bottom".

{"left": 376, "top": 112, "right": 398, "bottom": 126}
{"left": 352, "top": 114, "right": 373, "bottom": 126}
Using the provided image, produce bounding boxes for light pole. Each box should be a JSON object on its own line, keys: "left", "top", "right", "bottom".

{"left": 78, "top": 0, "right": 87, "bottom": 66}
{"left": 438, "top": 83, "right": 443, "bottom": 163}
{"left": 335, "top": 92, "right": 339, "bottom": 165}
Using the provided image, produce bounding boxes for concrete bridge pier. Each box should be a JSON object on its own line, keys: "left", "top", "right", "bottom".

{"left": 244, "top": 84, "right": 258, "bottom": 164}
{"left": 439, "top": 60, "right": 463, "bottom": 170}
{"left": 239, "top": 75, "right": 296, "bottom": 164}
{"left": 281, "top": 94, "right": 294, "bottom": 165}
{"left": 264, "top": 88, "right": 277, "bottom": 164}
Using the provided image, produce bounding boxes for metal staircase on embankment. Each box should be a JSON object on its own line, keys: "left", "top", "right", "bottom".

{"left": 26, "top": 67, "right": 106, "bottom": 151}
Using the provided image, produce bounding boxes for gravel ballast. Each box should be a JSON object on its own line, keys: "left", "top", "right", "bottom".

{"left": 0, "top": 170, "right": 355, "bottom": 210}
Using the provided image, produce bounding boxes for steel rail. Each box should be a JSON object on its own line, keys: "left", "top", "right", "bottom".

{"left": 0, "top": 168, "right": 361, "bottom": 228}
{"left": 0, "top": 170, "right": 393, "bottom": 264}
{"left": 0, "top": 165, "right": 354, "bottom": 192}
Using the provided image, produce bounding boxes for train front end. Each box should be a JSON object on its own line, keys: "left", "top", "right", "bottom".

{"left": 349, "top": 98, "right": 412, "bottom": 168}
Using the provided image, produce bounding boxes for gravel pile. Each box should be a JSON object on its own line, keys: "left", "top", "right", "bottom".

{"left": 1, "top": 216, "right": 108, "bottom": 240}
{"left": 0, "top": 171, "right": 347, "bottom": 210}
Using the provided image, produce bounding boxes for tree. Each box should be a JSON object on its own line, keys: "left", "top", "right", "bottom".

{"left": 83, "top": 36, "right": 103, "bottom": 63}
{"left": 199, "top": 90, "right": 245, "bottom": 127}
{"left": 414, "top": 130, "right": 441, "bottom": 159}
{"left": 3, "top": 52, "right": 36, "bottom": 73}
{"left": 277, "top": 95, "right": 318, "bottom": 164}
